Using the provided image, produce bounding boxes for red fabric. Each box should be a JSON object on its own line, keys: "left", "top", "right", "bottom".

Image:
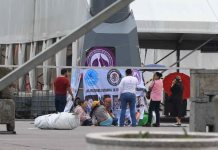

{"left": 54, "top": 76, "right": 70, "bottom": 95}
{"left": 163, "top": 72, "right": 190, "bottom": 99}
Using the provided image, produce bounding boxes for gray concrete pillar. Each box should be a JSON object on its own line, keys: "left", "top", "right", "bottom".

{"left": 72, "top": 40, "right": 78, "bottom": 67}
{"left": 71, "top": 40, "right": 80, "bottom": 96}
{"left": 90, "top": 0, "right": 130, "bottom": 23}
{"left": 55, "top": 37, "right": 67, "bottom": 77}
{"left": 189, "top": 97, "right": 208, "bottom": 132}
{"left": 213, "top": 95, "right": 218, "bottom": 132}
{"left": 43, "top": 39, "right": 53, "bottom": 90}
{"left": 18, "top": 44, "right": 26, "bottom": 91}
{"left": 29, "top": 42, "right": 37, "bottom": 90}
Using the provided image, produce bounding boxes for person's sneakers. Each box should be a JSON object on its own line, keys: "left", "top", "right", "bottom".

{"left": 143, "top": 123, "right": 151, "bottom": 127}
{"left": 152, "top": 124, "right": 160, "bottom": 127}
{"left": 174, "top": 123, "right": 181, "bottom": 127}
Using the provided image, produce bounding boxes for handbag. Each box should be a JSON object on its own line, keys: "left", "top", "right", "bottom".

{"left": 146, "top": 81, "right": 155, "bottom": 99}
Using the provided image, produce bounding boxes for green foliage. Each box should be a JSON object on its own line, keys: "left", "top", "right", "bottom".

{"left": 0, "top": 68, "right": 12, "bottom": 99}
{"left": 0, "top": 68, "right": 11, "bottom": 78}
{"left": 138, "top": 131, "right": 150, "bottom": 138}
{"left": 182, "top": 127, "right": 191, "bottom": 138}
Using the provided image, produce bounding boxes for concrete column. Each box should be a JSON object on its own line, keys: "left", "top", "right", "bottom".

{"left": 43, "top": 39, "right": 53, "bottom": 90}
{"left": 5, "top": 44, "right": 13, "bottom": 69}
{"left": 72, "top": 40, "right": 78, "bottom": 67}
{"left": 71, "top": 40, "right": 80, "bottom": 97}
{"left": 18, "top": 44, "right": 26, "bottom": 91}
{"left": 55, "top": 37, "right": 67, "bottom": 77}
{"left": 29, "top": 42, "right": 37, "bottom": 90}
{"left": 213, "top": 95, "right": 218, "bottom": 132}
{"left": 189, "top": 99, "right": 207, "bottom": 132}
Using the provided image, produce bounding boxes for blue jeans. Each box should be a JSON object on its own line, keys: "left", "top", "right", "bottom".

{"left": 99, "top": 117, "right": 113, "bottom": 126}
{"left": 55, "top": 95, "right": 67, "bottom": 112}
{"left": 119, "top": 93, "right": 136, "bottom": 126}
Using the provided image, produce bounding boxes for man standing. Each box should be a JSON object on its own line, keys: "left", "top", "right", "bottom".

{"left": 54, "top": 69, "right": 74, "bottom": 112}
{"left": 118, "top": 69, "right": 138, "bottom": 127}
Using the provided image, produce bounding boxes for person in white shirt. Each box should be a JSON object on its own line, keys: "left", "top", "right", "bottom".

{"left": 118, "top": 69, "right": 138, "bottom": 127}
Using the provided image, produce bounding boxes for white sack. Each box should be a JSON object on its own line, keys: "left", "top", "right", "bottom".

{"left": 64, "top": 95, "right": 74, "bottom": 112}
{"left": 34, "top": 112, "right": 80, "bottom": 130}
{"left": 152, "top": 111, "right": 156, "bottom": 124}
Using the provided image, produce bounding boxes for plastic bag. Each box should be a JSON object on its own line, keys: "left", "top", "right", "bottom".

{"left": 138, "top": 113, "right": 148, "bottom": 126}
{"left": 64, "top": 94, "right": 74, "bottom": 112}
{"left": 64, "top": 100, "right": 74, "bottom": 112}
{"left": 152, "top": 111, "right": 156, "bottom": 124}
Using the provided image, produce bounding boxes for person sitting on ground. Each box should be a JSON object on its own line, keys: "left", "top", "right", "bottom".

{"left": 103, "top": 95, "right": 118, "bottom": 126}
{"left": 73, "top": 97, "right": 81, "bottom": 110}
{"left": 90, "top": 101, "right": 113, "bottom": 126}
{"left": 74, "top": 98, "right": 92, "bottom": 126}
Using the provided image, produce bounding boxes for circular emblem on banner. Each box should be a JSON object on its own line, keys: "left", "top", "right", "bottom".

{"left": 107, "top": 69, "right": 122, "bottom": 86}
{"left": 133, "top": 69, "right": 141, "bottom": 85}
{"left": 85, "top": 47, "right": 115, "bottom": 67}
{"left": 84, "top": 69, "right": 98, "bottom": 86}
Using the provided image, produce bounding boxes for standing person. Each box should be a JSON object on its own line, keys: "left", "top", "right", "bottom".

{"left": 118, "top": 69, "right": 138, "bottom": 127}
{"left": 145, "top": 72, "right": 163, "bottom": 127}
{"left": 171, "top": 76, "right": 184, "bottom": 126}
{"left": 54, "top": 69, "right": 74, "bottom": 112}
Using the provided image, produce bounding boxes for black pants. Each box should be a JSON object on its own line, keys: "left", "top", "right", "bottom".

{"left": 55, "top": 95, "right": 67, "bottom": 112}
{"left": 147, "top": 100, "right": 160, "bottom": 125}
{"left": 82, "top": 119, "right": 93, "bottom": 126}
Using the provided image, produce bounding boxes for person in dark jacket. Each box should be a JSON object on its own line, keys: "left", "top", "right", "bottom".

{"left": 170, "top": 76, "right": 184, "bottom": 126}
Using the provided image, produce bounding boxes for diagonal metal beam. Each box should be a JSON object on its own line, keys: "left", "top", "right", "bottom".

{"left": 0, "top": 0, "right": 134, "bottom": 91}
{"left": 155, "top": 50, "right": 176, "bottom": 64}
{"left": 169, "top": 35, "right": 216, "bottom": 67}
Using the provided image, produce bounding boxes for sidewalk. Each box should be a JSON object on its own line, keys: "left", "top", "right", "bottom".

{"left": 0, "top": 121, "right": 189, "bottom": 150}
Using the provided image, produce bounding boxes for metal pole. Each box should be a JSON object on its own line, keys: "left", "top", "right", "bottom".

{"left": 155, "top": 50, "right": 176, "bottom": 64}
{"left": 176, "top": 49, "right": 180, "bottom": 72}
{"left": 155, "top": 35, "right": 184, "bottom": 65}
{"left": 144, "top": 48, "right": 147, "bottom": 65}
{"left": 170, "top": 35, "right": 216, "bottom": 67}
{"left": 0, "top": 0, "right": 134, "bottom": 91}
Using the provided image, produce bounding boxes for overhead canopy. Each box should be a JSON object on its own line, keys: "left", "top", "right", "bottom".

{"left": 131, "top": 0, "right": 218, "bottom": 50}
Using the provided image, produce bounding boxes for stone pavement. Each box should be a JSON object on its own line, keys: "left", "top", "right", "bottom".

{"left": 0, "top": 121, "right": 188, "bottom": 150}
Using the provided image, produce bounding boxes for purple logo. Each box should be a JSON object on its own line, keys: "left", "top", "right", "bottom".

{"left": 85, "top": 47, "right": 116, "bottom": 67}
{"left": 133, "top": 69, "right": 141, "bottom": 85}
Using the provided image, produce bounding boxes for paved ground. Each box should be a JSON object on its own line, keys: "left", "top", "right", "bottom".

{"left": 0, "top": 121, "right": 189, "bottom": 150}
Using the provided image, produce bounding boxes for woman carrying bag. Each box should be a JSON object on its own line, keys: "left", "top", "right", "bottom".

{"left": 145, "top": 72, "right": 163, "bottom": 127}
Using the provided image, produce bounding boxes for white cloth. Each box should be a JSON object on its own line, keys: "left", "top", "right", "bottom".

{"left": 34, "top": 112, "right": 80, "bottom": 130}
{"left": 118, "top": 76, "right": 138, "bottom": 99}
